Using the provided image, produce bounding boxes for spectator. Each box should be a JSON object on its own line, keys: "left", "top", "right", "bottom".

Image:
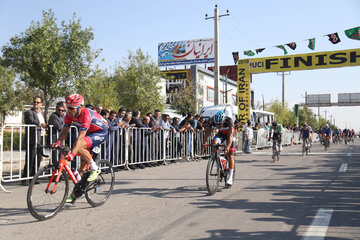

{"left": 85, "top": 104, "right": 94, "bottom": 110}
{"left": 116, "top": 108, "right": 126, "bottom": 125}
{"left": 22, "top": 96, "right": 48, "bottom": 185}
{"left": 141, "top": 116, "right": 153, "bottom": 167}
{"left": 100, "top": 109, "right": 110, "bottom": 120}
{"left": 107, "top": 110, "right": 119, "bottom": 166}
{"left": 180, "top": 114, "right": 195, "bottom": 160}
{"left": 130, "top": 110, "right": 145, "bottom": 169}
{"left": 130, "top": 110, "right": 143, "bottom": 128}
{"left": 169, "top": 117, "right": 185, "bottom": 163}
{"left": 122, "top": 113, "right": 133, "bottom": 127}
{"left": 149, "top": 109, "right": 162, "bottom": 162}
{"left": 48, "top": 101, "right": 65, "bottom": 163}
{"left": 95, "top": 105, "right": 103, "bottom": 114}
{"left": 149, "top": 109, "right": 162, "bottom": 130}
{"left": 245, "top": 121, "right": 253, "bottom": 154}
{"left": 264, "top": 122, "right": 270, "bottom": 131}
{"left": 196, "top": 117, "right": 205, "bottom": 131}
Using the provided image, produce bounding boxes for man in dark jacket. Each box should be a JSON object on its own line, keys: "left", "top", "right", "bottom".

{"left": 22, "top": 96, "right": 47, "bottom": 185}
{"left": 48, "top": 102, "right": 65, "bottom": 164}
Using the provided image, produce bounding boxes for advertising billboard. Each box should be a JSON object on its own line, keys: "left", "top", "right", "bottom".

{"left": 163, "top": 70, "right": 190, "bottom": 104}
{"left": 306, "top": 94, "right": 331, "bottom": 104}
{"left": 158, "top": 38, "right": 214, "bottom": 66}
{"left": 338, "top": 93, "right": 360, "bottom": 103}
{"left": 246, "top": 48, "right": 360, "bottom": 73}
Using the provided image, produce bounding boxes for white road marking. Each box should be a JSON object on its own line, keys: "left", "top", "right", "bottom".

{"left": 302, "top": 208, "right": 333, "bottom": 240}
{"left": 339, "top": 163, "right": 348, "bottom": 172}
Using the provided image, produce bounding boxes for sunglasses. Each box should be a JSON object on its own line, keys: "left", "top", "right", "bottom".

{"left": 67, "top": 107, "right": 76, "bottom": 111}
{"left": 33, "top": 101, "right": 42, "bottom": 104}
{"left": 57, "top": 109, "right": 65, "bottom": 112}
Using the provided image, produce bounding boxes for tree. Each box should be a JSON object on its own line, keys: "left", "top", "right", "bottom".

{"left": 170, "top": 84, "right": 197, "bottom": 115}
{"left": 113, "top": 49, "right": 165, "bottom": 114}
{"left": 1, "top": 9, "right": 99, "bottom": 119}
{"left": 77, "top": 67, "right": 119, "bottom": 110}
{"left": 265, "top": 99, "right": 296, "bottom": 127}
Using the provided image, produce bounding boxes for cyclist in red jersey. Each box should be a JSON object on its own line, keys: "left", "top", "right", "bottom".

{"left": 52, "top": 94, "right": 108, "bottom": 203}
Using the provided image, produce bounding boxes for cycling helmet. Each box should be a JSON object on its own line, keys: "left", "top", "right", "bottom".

{"left": 325, "top": 124, "right": 329, "bottom": 127}
{"left": 213, "top": 111, "right": 225, "bottom": 124}
{"left": 272, "top": 121, "right": 278, "bottom": 127}
{"left": 66, "top": 94, "right": 84, "bottom": 108}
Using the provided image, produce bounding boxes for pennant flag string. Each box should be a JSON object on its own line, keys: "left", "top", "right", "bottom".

{"left": 237, "top": 26, "right": 357, "bottom": 58}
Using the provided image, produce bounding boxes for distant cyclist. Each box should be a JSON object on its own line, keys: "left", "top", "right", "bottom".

{"left": 321, "top": 124, "right": 332, "bottom": 146}
{"left": 52, "top": 94, "right": 108, "bottom": 203}
{"left": 203, "top": 111, "right": 235, "bottom": 186}
{"left": 299, "top": 123, "right": 311, "bottom": 147}
{"left": 268, "top": 121, "right": 284, "bottom": 150}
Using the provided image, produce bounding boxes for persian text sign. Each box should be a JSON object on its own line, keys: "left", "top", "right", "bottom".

{"left": 248, "top": 48, "right": 360, "bottom": 73}
{"left": 158, "top": 38, "right": 214, "bottom": 66}
{"left": 237, "top": 59, "right": 250, "bottom": 131}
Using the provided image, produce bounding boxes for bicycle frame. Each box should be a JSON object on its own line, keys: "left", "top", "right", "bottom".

{"left": 46, "top": 158, "right": 78, "bottom": 194}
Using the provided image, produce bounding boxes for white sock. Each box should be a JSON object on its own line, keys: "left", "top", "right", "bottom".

{"left": 229, "top": 169, "right": 234, "bottom": 179}
{"left": 89, "top": 160, "right": 98, "bottom": 171}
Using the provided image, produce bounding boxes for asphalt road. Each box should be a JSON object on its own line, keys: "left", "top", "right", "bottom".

{"left": 1, "top": 140, "right": 359, "bottom": 240}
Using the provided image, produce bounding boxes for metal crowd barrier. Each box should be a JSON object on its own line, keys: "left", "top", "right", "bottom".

{"left": 1, "top": 124, "right": 314, "bottom": 192}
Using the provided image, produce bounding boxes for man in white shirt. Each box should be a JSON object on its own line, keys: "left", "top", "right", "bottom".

{"left": 22, "top": 96, "right": 47, "bottom": 185}
{"left": 245, "top": 121, "right": 253, "bottom": 153}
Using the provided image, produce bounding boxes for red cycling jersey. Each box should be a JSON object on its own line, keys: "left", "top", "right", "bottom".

{"left": 64, "top": 108, "right": 108, "bottom": 132}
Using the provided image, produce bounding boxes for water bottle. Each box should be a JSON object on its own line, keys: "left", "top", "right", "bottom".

{"left": 220, "top": 157, "right": 227, "bottom": 170}
{"left": 71, "top": 168, "right": 82, "bottom": 182}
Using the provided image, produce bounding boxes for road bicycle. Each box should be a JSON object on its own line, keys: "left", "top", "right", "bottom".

{"left": 204, "top": 143, "right": 235, "bottom": 195}
{"left": 27, "top": 145, "right": 115, "bottom": 221}
{"left": 302, "top": 138, "right": 311, "bottom": 156}
{"left": 323, "top": 136, "right": 330, "bottom": 151}
{"left": 272, "top": 138, "right": 281, "bottom": 163}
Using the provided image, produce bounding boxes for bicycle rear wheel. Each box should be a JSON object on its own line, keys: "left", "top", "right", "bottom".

{"left": 27, "top": 165, "right": 69, "bottom": 221}
{"left": 206, "top": 155, "right": 220, "bottom": 195}
{"left": 85, "top": 160, "right": 115, "bottom": 207}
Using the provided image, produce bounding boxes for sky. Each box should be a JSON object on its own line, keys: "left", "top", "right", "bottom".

{"left": 0, "top": 0, "right": 359, "bottom": 130}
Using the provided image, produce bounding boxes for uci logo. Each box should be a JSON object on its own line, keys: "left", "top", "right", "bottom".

{"left": 250, "top": 61, "right": 264, "bottom": 69}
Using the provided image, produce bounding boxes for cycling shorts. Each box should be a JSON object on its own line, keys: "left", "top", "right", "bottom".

{"left": 84, "top": 128, "right": 108, "bottom": 149}
{"left": 213, "top": 132, "right": 235, "bottom": 153}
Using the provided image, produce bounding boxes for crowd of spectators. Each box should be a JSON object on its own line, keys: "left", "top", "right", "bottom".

{"left": 75, "top": 105, "right": 208, "bottom": 170}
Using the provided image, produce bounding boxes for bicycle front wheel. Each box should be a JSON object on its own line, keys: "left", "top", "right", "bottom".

{"left": 206, "top": 155, "right": 220, "bottom": 195}
{"left": 85, "top": 160, "right": 115, "bottom": 207}
{"left": 27, "top": 165, "right": 69, "bottom": 221}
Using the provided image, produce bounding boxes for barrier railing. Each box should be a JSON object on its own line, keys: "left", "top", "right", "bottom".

{"left": 1, "top": 124, "right": 312, "bottom": 192}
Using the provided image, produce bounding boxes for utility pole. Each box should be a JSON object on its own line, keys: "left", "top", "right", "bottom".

{"left": 277, "top": 71, "right": 291, "bottom": 108}
{"left": 206, "top": 5, "right": 229, "bottom": 105}
{"left": 323, "top": 109, "right": 328, "bottom": 121}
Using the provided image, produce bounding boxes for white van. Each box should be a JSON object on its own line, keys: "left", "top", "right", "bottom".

{"left": 198, "top": 104, "right": 275, "bottom": 127}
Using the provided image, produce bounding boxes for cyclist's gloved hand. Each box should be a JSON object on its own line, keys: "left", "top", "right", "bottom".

{"left": 224, "top": 147, "right": 230, "bottom": 154}
{"left": 66, "top": 152, "right": 75, "bottom": 162}
{"left": 51, "top": 141, "right": 61, "bottom": 150}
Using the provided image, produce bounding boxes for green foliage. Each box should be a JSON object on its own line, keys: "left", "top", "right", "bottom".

{"left": 265, "top": 99, "right": 296, "bottom": 127}
{"left": 170, "top": 84, "right": 197, "bottom": 115}
{"left": 1, "top": 9, "right": 99, "bottom": 118}
{"left": 77, "top": 67, "right": 119, "bottom": 110}
{"left": 113, "top": 49, "right": 165, "bottom": 114}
